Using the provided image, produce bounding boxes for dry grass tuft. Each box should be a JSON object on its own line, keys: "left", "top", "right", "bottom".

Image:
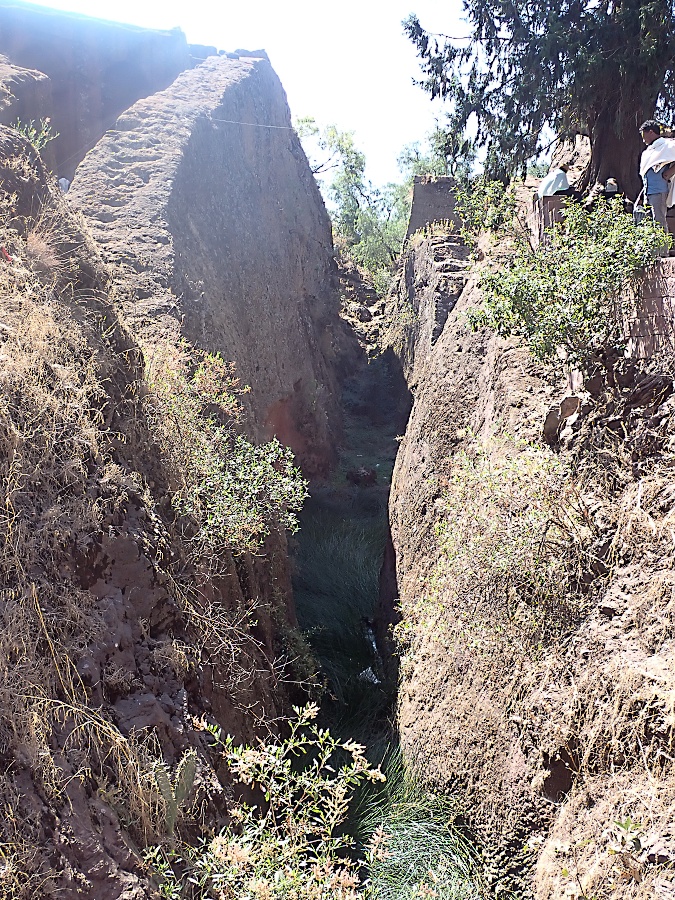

{"left": 0, "top": 145, "right": 168, "bottom": 890}
{"left": 396, "top": 436, "right": 595, "bottom": 669}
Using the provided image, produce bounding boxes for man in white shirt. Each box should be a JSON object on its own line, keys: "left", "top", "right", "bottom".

{"left": 537, "top": 163, "right": 571, "bottom": 198}
{"left": 639, "top": 120, "right": 675, "bottom": 238}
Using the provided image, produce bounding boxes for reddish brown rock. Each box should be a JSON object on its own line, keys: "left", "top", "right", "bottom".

{"left": 69, "top": 54, "right": 341, "bottom": 476}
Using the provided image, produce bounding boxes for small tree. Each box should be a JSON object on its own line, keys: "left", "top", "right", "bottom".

{"left": 469, "top": 197, "right": 667, "bottom": 368}
{"left": 296, "top": 118, "right": 410, "bottom": 293}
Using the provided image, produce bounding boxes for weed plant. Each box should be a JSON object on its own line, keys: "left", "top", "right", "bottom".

{"left": 454, "top": 177, "right": 518, "bottom": 249}
{"left": 146, "top": 344, "right": 307, "bottom": 563}
{"left": 11, "top": 117, "right": 59, "bottom": 152}
{"left": 145, "top": 705, "right": 385, "bottom": 900}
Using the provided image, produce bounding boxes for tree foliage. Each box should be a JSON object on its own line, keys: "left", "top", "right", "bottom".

{"left": 297, "top": 118, "right": 410, "bottom": 294}
{"left": 404, "top": 0, "right": 675, "bottom": 193}
{"left": 468, "top": 197, "right": 667, "bottom": 367}
{"left": 398, "top": 126, "right": 475, "bottom": 183}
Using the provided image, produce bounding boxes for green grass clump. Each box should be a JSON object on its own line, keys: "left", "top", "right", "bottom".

{"left": 293, "top": 505, "right": 386, "bottom": 703}
{"left": 358, "top": 750, "right": 484, "bottom": 900}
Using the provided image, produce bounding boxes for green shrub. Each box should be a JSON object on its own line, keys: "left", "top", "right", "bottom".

{"left": 469, "top": 197, "right": 666, "bottom": 368}
{"left": 146, "top": 344, "right": 307, "bottom": 558}
{"left": 11, "top": 117, "right": 59, "bottom": 152}
{"left": 145, "top": 705, "right": 385, "bottom": 900}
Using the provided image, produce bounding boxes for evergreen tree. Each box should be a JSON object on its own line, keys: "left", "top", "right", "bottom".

{"left": 405, "top": 0, "right": 675, "bottom": 197}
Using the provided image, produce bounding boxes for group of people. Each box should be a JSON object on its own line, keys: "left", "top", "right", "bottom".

{"left": 537, "top": 119, "right": 675, "bottom": 253}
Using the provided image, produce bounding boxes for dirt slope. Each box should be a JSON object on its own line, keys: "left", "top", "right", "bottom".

{"left": 384, "top": 232, "right": 675, "bottom": 898}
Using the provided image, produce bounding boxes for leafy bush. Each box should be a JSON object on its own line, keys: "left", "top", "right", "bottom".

{"left": 469, "top": 197, "right": 667, "bottom": 368}
{"left": 146, "top": 705, "right": 385, "bottom": 900}
{"left": 454, "top": 177, "right": 518, "bottom": 248}
{"left": 146, "top": 345, "right": 307, "bottom": 559}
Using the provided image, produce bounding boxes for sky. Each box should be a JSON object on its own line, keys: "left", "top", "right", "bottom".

{"left": 16, "top": 0, "right": 466, "bottom": 186}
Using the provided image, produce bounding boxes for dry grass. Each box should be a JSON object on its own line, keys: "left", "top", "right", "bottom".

{"left": 0, "top": 146, "right": 169, "bottom": 890}
{"left": 396, "top": 436, "right": 595, "bottom": 668}
{"left": 0, "top": 137, "right": 305, "bottom": 891}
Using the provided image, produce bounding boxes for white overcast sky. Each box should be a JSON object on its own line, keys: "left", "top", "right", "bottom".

{"left": 17, "top": 0, "right": 465, "bottom": 185}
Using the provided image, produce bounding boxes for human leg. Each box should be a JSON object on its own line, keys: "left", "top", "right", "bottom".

{"left": 649, "top": 192, "right": 670, "bottom": 255}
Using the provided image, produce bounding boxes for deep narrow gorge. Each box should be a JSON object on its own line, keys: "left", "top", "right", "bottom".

{"left": 1, "top": 4, "right": 675, "bottom": 899}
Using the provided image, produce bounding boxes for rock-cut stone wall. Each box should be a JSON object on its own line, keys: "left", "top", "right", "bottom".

{"left": 0, "top": 0, "right": 198, "bottom": 178}
{"left": 69, "top": 53, "right": 341, "bottom": 475}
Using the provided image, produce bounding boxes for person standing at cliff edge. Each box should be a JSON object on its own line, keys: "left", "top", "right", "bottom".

{"left": 537, "top": 162, "right": 572, "bottom": 198}
{"left": 639, "top": 120, "right": 675, "bottom": 251}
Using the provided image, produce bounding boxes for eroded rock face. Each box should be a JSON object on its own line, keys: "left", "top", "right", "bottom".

{"left": 0, "top": 0, "right": 194, "bottom": 179}
{"left": 383, "top": 239, "right": 559, "bottom": 892}
{"left": 0, "top": 53, "right": 51, "bottom": 128}
{"left": 385, "top": 227, "right": 675, "bottom": 897}
{"left": 69, "top": 54, "right": 341, "bottom": 475}
{"left": 0, "top": 121, "right": 303, "bottom": 899}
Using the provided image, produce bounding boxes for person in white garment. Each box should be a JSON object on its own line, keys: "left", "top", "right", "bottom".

{"left": 537, "top": 163, "right": 571, "bottom": 198}
{"left": 639, "top": 120, "right": 675, "bottom": 244}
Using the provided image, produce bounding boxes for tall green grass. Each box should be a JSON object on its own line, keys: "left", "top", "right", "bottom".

{"left": 358, "top": 750, "right": 484, "bottom": 900}
{"left": 292, "top": 501, "right": 388, "bottom": 721}
{"left": 292, "top": 502, "right": 486, "bottom": 899}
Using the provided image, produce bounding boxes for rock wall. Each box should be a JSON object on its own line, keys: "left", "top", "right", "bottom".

{"left": 69, "top": 54, "right": 341, "bottom": 475}
{"left": 629, "top": 258, "right": 675, "bottom": 357}
{"left": 385, "top": 223, "right": 675, "bottom": 896}
{"left": 0, "top": 120, "right": 311, "bottom": 900}
{"left": 0, "top": 15, "right": 349, "bottom": 893}
{"left": 0, "top": 0, "right": 199, "bottom": 178}
{"left": 405, "top": 175, "right": 462, "bottom": 239}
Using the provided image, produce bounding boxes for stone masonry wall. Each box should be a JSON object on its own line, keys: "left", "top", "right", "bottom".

{"left": 405, "top": 175, "right": 462, "bottom": 239}
{"left": 629, "top": 259, "right": 675, "bottom": 357}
